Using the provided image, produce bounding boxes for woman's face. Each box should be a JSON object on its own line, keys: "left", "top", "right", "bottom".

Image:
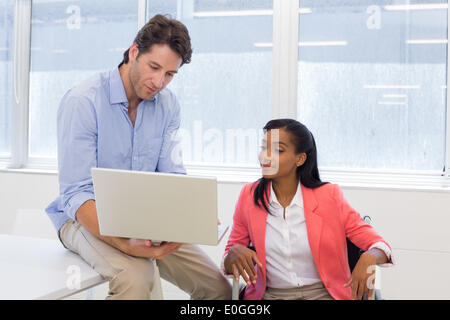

{"left": 259, "top": 128, "right": 306, "bottom": 180}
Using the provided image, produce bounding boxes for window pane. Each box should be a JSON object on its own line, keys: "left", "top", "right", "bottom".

{"left": 297, "top": 0, "right": 447, "bottom": 171}
{"left": 28, "top": 0, "right": 138, "bottom": 158}
{"left": 147, "top": 0, "right": 273, "bottom": 165}
{"left": 0, "top": 0, "right": 14, "bottom": 157}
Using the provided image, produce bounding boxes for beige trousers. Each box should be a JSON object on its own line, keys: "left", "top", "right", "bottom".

{"left": 58, "top": 219, "right": 232, "bottom": 300}
{"left": 263, "top": 282, "right": 334, "bottom": 300}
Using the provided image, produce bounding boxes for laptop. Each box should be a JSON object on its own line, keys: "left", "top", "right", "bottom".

{"left": 91, "top": 168, "right": 228, "bottom": 246}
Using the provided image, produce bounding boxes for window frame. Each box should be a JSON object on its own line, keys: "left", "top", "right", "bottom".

{"left": 446, "top": 1, "right": 450, "bottom": 180}
{"left": 2, "top": 0, "right": 450, "bottom": 190}
{"left": 8, "top": 0, "right": 31, "bottom": 170}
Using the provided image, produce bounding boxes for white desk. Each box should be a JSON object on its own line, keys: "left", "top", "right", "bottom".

{"left": 0, "top": 235, "right": 106, "bottom": 300}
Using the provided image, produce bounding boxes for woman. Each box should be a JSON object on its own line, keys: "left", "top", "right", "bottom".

{"left": 223, "top": 119, "right": 392, "bottom": 300}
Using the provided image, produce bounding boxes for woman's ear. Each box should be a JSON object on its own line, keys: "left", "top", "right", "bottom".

{"left": 296, "top": 153, "right": 307, "bottom": 167}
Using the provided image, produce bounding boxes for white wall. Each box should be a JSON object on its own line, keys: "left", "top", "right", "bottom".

{"left": 1, "top": 170, "right": 450, "bottom": 299}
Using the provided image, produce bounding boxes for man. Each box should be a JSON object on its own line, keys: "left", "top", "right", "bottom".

{"left": 46, "top": 14, "right": 231, "bottom": 300}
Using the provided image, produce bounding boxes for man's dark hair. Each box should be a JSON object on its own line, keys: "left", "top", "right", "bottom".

{"left": 119, "top": 14, "right": 192, "bottom": 67}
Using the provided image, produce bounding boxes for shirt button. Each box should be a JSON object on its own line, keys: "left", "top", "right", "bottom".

{"left": 133, "top": 156, "right": 137, "bottom": 161}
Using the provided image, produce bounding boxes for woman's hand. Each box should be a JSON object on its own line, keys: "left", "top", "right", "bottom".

{"left": 224, "top": 244, "right": 263, "bottom": 286}
{"left": 344, "top": 248, "right": 387, "bottom": 300}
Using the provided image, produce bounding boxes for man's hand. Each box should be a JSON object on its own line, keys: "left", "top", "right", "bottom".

{"left": 75, "top": 200, "right": 182, "bottom": 259}
{"left": 119, "top": 238, "right": 183, "bottom": 259}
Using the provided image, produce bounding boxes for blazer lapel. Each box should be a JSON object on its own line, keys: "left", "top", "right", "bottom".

{"left": 301, "top": 184, "right": 323, "bottom": 270}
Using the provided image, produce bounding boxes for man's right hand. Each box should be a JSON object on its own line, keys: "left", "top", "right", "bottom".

{"left": 76, "top": 200, "right": 182, "bottom": 259}
{"left": 118, "top": 238, "right": 183, "bottom": 259}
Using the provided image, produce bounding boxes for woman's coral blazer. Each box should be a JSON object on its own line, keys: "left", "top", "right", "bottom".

{"left": 224, "top": 181, "right": 391, "bottom": 300}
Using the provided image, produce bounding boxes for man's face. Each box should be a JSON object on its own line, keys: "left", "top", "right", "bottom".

{"left": 128, "top": 43, "right": 182, "bottom": 100}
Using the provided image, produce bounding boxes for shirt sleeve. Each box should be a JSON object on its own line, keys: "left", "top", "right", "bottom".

{"left": 368, "top": 241, "right": 395, "bottom": 267}
{"left": 57, "top": 92, "right": 98, "bottom": 221}
{"left": 155, "top": 94, "right": 186, "bottom": 174}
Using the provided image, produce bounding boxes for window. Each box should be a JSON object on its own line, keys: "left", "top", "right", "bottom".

{"left": 0, "top": 0, "right": 14, "bottom": 158}
{"left": 147, "top": 0, "right": 273, "bottom": 166}
{"left": 28, "top": 0, "right": 139, "bottom": 159}
{"left": 297, "top": 0, "right": 448, "bottom": 172}
{"left": 3, "top": 0, "right": 450, "bottom": 187}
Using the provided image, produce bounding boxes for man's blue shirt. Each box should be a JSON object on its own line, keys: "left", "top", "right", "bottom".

{"left": 45, "top": 67, "right": 186, "bottom": 232}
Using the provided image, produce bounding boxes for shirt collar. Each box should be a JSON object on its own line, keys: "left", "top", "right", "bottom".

{"left": 109, "top": 67, "right": 158, "bottom": 106}
{"left": 269, "top": 180, "right": 304, "bottom": 209}
{"left": 109, "top": 67, "right": 128, "bottom": 105}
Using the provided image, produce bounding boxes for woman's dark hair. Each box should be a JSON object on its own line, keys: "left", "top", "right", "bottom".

{"left": 253, "top": 118, "right": 328, "bottom": 213}
{"left": 119, "top": 14, "right": 192, "bottom": 67}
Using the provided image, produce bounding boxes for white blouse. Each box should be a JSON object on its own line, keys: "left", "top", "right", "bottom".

{"left": 265, "top": 182, "right": 392, "bottom": 289}
{"left": 265, "top": 182, "right": 322, "bottom": 288}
